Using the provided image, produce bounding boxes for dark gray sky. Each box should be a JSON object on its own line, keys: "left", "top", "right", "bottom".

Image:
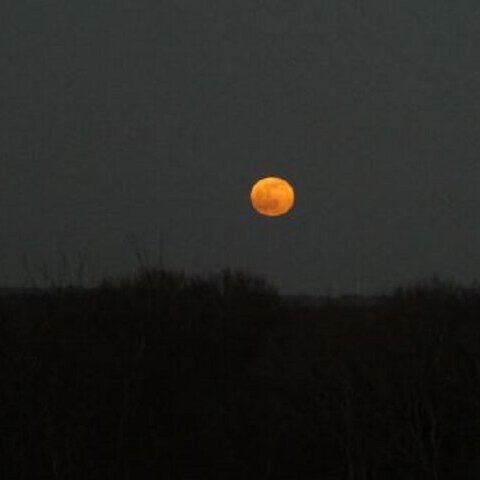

{"left": 2, "top": 0, "right": 480, "bottom": 294}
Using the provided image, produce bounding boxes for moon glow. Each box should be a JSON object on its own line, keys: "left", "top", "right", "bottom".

{"left": 250, "top": 176, "right": 295, "bottom": 217}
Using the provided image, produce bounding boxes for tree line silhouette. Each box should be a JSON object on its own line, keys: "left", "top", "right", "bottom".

{"left": 1, "top": 268, "right": 480, "bottom": 479}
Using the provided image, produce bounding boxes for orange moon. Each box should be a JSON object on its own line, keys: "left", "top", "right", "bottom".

{"left": 250, "top": 176, "right": 295, "bottom": 217}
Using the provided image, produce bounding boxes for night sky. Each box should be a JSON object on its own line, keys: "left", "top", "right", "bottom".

{"left": 2, "top": 0, "right": 480, "bottom": 294}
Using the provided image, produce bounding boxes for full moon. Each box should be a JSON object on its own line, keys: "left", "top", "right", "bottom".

{"left": 250, "top": 176, "right": 295, "bottom": 217}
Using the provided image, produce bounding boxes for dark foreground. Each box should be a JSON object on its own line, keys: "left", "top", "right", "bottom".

{"left": 2, "top": 270, "right": 480, "bottom": 479}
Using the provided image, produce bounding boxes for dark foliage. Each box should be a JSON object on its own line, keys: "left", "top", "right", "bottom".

{"left": 1, "top": 270, "right": 480, "bottom": 479}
